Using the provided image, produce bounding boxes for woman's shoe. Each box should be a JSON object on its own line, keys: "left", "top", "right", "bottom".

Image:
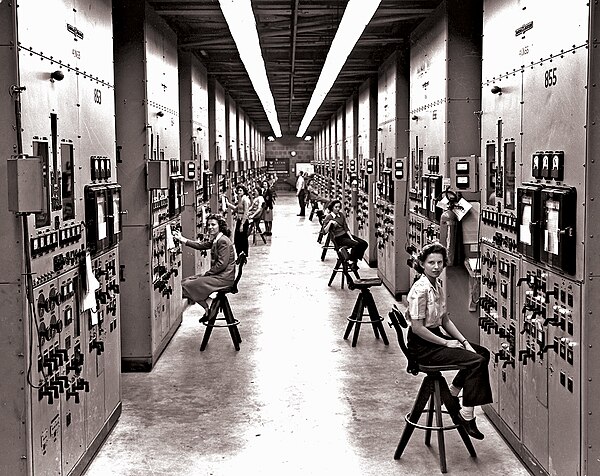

{"left": 452, "top": 413, "right": 485, "bottom": 440}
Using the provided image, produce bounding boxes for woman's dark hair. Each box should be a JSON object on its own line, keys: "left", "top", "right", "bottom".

{"left": 418, "top": 242, "right": 448, "bottom": 267}
{"left": 207, "top": 213, "right": 231, "bottom": 237}
{"left": 327, "top": 199, "right": 341, "bottom": 212}
{"left": 236, "top": 185, "right": 248, "bottom": 195}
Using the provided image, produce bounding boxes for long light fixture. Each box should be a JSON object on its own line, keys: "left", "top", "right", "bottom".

{"left": 296, "top": 0, "right": 382, "bottom": 138}
{"left": 219, "top": 0, "right": 282, "bottom": 137}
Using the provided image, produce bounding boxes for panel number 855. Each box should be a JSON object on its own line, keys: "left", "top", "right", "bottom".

{"left": 544, "top": 67, "right": 557, "bottom": 88}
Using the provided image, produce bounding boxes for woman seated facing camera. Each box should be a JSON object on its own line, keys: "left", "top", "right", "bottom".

{"left": 321, "top": 199, "right": 368, "bottom": 270}
{"left": 406, "top": 242, "right": 493, "bottom": 440}
{"left": 172, "top": 214, "right": 236, "bottom": 322}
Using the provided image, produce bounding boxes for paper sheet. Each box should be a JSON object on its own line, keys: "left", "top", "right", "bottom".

{"left": 520, "top": 205, "right": 532, "bottom": 246}
{"left": 166, "top": 224, "right": 176, "bottom": 250}
{"left": 452, "top": 198, "right": 472, "bottom": 221}
{"left": 221, "top": 195, "right": 227, "bottom": 212}
{"left": 83, "top": 252, "right": 100, "bottom": 325}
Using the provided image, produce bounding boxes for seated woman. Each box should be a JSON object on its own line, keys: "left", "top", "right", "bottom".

{"left": 321, "top": 199, "right": 368, "bottom": 269}
{"left": 406, "top": 242, "right": 492, "bottom": 440}
{"left": 172, "top": 214, "right": 236, "bottom": 322}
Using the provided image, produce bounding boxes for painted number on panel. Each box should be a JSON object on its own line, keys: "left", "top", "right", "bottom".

{"left": 544, "top": 67, "right": 557, "bottom": 88}
{"left": 94, "top": 89, "right": 102, "bottom": 104}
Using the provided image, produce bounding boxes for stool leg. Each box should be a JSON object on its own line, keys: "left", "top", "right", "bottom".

{"left": 222, "top": 298, "right": 241, "bottom": 351}
{"left": 344, "top": 293, "right": 363, "bottom": 340}
{"left": 439, "top": 380, "right": 477, "bottom": 458}
{"left": 395, "top": 377, "right": 433, "bottom": 460}
{"left": 199, "top": 301, "right": 220, "bottom": 351}
{"left": 321, "top": 235, "right": 330, "bottom": 260}
{"left": 328, "top": 259, "right": 342, "bottom": 287}
{"left": 351, "top": 300, "right": 364, "bottom": 347}
{"left": 424, "top": 394, "right": 435, "bottom": 447}
{"left": 364, "top": 291, "right": 389, "bottom": 345}
{"left": 433, "top": 379, "right": 448, "bottom": 473}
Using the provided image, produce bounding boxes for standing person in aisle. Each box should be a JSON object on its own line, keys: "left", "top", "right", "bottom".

{"left": 262, "top": 179, "right": 275, "bottom": 235}
{"left": 405, "top": 242, "right": 493, "bottom": 440}
{"left": 296, "top": 171, "right": 306, "bottom": 216}
{"left": 224, "top": 185, "right": 251, "bottom": 257}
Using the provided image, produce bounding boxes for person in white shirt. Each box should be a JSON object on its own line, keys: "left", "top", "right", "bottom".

{"left": 406, "top": 242, "right": 492, "bottom": 440}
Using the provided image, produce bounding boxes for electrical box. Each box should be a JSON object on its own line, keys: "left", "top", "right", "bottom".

{"left": 183, "top": 160, "right": 196, "bottom": 181}
{"left": 85, "top": 185, "right": 110, "bottom": 254}
{"left": 7, "top": 157, "right": 44, "bottom": 213}
{"left": 427, "top": 175, "right": 442, "bottom": 221}
{"left": 215, "top": 160, "right": 227, "bottom": 175}
{"left": 106, "top": 184, "right": 122, "bottom": 246}
{"left": 394, "top": 159, "right": 404, "bottom": 180}
{"left": 450, "top": 156, "right": 478, "bottom": 192}
{"left": 517, "top": 184, "right": 543, "bottom": 261}
{"left": 146, "top": 160, "right": 170, "bottom": 189}
{"left": 169, "top": 176, "right": 185, "bottom": 217}
{"left": 540, "top": 186, "right": 576, "bottom": 275}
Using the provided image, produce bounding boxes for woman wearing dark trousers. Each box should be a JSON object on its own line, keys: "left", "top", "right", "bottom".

{"left": 321, "top": 199, "right": 368, "bottom": 268}
{"left": 406, "top": 242, "right": 492, "bottom": 440}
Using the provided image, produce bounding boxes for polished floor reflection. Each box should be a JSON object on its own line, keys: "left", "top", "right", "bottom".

{"left": 84, "top": 192, "right": 530, "bottom": 476}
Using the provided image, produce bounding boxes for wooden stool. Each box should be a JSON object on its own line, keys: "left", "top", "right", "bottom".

{"left": 388, "top": 307, "right": 477, "bottom": 473}
{"left": 343, "top": 274, "right": 389, "bottom": 347}
{"left": 199, "top": 252, "right": 246, "bottom": 351}
{"left": 249, "top": 219, "right": 267, "bottom": 245}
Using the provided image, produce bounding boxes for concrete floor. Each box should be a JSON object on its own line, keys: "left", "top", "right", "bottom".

{"left": 84, "top": 192, "right": 531, "bottom": 476}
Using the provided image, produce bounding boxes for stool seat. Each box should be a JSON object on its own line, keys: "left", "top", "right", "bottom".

{"left": 349, "top": 277, "right": 382, "bottom": 289}
{"left": 418, "top": 364, "right": 465, "bottom": 373}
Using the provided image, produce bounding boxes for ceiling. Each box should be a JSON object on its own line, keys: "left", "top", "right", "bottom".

{"left": 149, "top": 0, "right": 443, "bottom": 137}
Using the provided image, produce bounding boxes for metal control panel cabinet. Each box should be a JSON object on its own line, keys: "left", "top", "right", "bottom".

{"left": 0, "top": 1, "right": 122, "bottom": 474}
{"left": 114, "top": 1, "right": 184, "bottom": 372}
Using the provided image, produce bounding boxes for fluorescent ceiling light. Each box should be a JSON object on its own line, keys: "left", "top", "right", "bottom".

{"left": 296, "top": 0, "right": 382, "bottom": 138}
{"left": 219, "top": 0, "right": 282, "bottom": 137}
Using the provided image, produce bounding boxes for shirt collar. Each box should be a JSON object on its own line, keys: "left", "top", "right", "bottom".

{"left": 214, "top": 232, "right": 223, "bottom": 242}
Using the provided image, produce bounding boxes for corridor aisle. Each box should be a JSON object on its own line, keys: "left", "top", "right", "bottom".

{"left": 84, "top": 192, "right": 530, "bottom": 476}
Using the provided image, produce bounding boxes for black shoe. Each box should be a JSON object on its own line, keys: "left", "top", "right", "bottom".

{"left": 453, "top": 413, "right": 484, "bottom": 440}
{"left": 297, "top": 213, "right": 305, "bottom": 216}
{"left": 199, "top": 313, "right": 209, "bottom": 324}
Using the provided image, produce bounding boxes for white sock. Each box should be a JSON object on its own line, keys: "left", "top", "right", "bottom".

{"left": 449, "top": 384, "right": 461, "bottom": 397}
{"left": 460, "top": 406, "right": 474, "bottom": 420}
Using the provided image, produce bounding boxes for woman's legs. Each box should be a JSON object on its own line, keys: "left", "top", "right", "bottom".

{"left": 234, "top": 219, "right": 250, "bottom": 256}
{"left": 335, "top": 234, "right": 369, "bottom": 262}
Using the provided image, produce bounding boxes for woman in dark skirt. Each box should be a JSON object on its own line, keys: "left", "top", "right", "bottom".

{"left": 261, "top": 179, "right": 274, "bottom": 235}
{"left": 172, "top": 214, "right": 236, "bottom": 320}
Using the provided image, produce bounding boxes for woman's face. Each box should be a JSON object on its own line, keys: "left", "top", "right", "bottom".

{"left": 236, "top": 188, "right": 244, "bottom": 196}
{"left": 422, "top": 252, "right": 444, "bottom": 280}
{"left": 262, "top": 181, "right": 268, "bottom": 189}
{"left": 332, "top": 203, "right": 341, "bottom": 213}
{"left": 207, "top": 219, "right": 220, "bottom": 236}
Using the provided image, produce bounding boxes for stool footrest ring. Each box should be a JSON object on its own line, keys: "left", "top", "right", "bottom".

{"left": 203, "top": 317, "right": 240, "bottom": 328}
{"left": 404, "top": 411, "right": 460, "bottom": 432}
{"left": 346, "top": 315, "right": 383, "bottom": 324}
